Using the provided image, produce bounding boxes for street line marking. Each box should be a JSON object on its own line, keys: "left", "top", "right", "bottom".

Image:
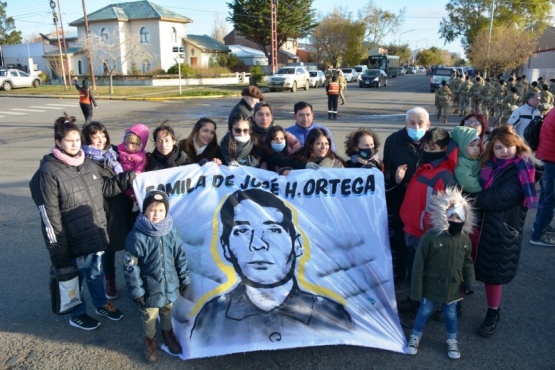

{"left": 29, "top": 106, "right": 67, "bottom": 110}
{"left": 0, "top": 111, "right": 26, "bottom": 115}
{"left": 45, "top": 104, "right": 79, "bottom": 107}
{"left": 11, "top": 108, "right": 46, "bottom": 112}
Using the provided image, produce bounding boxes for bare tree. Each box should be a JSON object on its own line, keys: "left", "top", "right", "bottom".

{"left": 358, "top": 1, "right": 405, "bottom": 55}
{"left": 79, "top": 29, "right": 154, "bottom": 94}
{"left": 211, "top": 15, "right": 228, "bottom": 43}
{"left": 46, "top": 56, "right": 64, "bottom": 80}
{"left": 468, "top": 25, "right": 537, "bottom": 76}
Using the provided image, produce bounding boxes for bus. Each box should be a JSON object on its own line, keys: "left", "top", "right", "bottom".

{"left": 368, "top": 55, "right": 400, "bottom": 78}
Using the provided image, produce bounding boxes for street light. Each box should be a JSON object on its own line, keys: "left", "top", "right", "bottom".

{"left": 399, "top": 29, "right": 415, "bottom": 45}
{"left": 415, "top": 38, "right": 428, "bottom": 49}
{"left": 173, "top": 53, "right": 184, "bottom": 95}
{"left": 49, "top": 0, "right": 67, "bottom": 89}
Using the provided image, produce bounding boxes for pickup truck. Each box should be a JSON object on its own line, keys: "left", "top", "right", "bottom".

{"left": 430, "top": 67, "right": 456, "bottom": 93}
{"left": 0, "top": 68, "right": 41, "bottom": 91}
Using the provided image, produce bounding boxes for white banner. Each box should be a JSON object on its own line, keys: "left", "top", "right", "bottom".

{"left": 134, "top": 164, "right": 407, "bottom": 360}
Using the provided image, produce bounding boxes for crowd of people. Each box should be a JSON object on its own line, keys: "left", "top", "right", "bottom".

{"left": 27, "top": 81, "right": 555, "bottom": 363}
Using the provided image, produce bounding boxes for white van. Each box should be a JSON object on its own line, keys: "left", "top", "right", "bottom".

{"left": 353, "top": 65, "right": 368, "bottom": 81}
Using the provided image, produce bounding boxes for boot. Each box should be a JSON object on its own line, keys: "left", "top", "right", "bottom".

{"left": 333, "top": 113, "right": 337, "bottom": 120}
{"left": 162, "top": 329, "right": 183, "bottom": 355}
{"left": 105, "top": 274, "right": 118, "bottom": 300}
{"left": 478, "top": 307, "right": 500, "bottom": 338}
{"left": 144, "top": 337, "right": 158, "bottom": 363}
{"left": 328, "top": 113, "right": 332, "bottom": 120}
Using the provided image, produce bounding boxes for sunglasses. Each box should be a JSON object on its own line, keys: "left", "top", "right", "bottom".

{"left": 464, "top": 120, "right": 480, "bottom": 127}
{"left": 233, "top": 128, "right": 250, "bottom": 134}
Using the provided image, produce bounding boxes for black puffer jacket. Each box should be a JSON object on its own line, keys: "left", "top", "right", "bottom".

{"left": 29, "top": 154, "right": 134, "bottom": 268}
{"left": 146, "top": 146, "right": 191, "bottom": 171}
{"left": 474, "top": 164, "right": 527, "bottom": 285}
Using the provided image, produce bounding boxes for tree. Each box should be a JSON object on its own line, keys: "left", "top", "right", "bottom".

{"left": 79, "top": 29, "right": 153, "bottom": 94}
{"left": 439, "top": 0, "right": 552, "bottom": 51}
{"left": 211, "top": 15, "right": 228, "bottom": 43}
{"left": 382, "top": 42, "right": 411, "bottom": 65}
{"left": 415, "top": 47, "right": 444, "bottom": 67}
{"left": 358, "top": 1, "right": 405, "bottom": 55}
{"left": 227, "top": 0, "right": 318, "bottom": 65}
{"left": 0, "top": 1, "right": 22, "bottom": 45}
{"left": 467, "top": 25, "right": 537, "bottom": 76}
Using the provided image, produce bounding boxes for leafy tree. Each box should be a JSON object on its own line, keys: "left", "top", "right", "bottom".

{"left": 382, "top": 42, "right": 411, "bottom": 65}
{"left": 415, "top": 47, "right": 443, "bottom": 67}
{"left": 0, "top": 1, "right": 22, "bottom": 45}
{"left": 227, "top": 0, "right": 318, "bottom": 65}
{"left": 358, "top": 1, "right": 405, "bottom": 55}
{"left": 439, "top": 0, "right": 552, "bottom": 51}
{"left": 467, "top": 25, "right": 537, "bottom": 76}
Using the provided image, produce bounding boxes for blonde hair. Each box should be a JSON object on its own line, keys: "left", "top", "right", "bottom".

{"left": 481, "top": 125, "right": 534, "bottom": 165}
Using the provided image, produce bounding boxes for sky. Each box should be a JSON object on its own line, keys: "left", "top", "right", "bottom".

{"left": 5, "top": 0, "right": 465, "bottom": 56}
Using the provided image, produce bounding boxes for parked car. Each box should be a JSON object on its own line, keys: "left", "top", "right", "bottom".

{"left": 0, "top": 69, "right": 41, "bottom": 91}
{"left": 417, "top": 67, "right": 426, "bottom": 74}
{"left": 406, "top": 67, "right": 416, "bottom": 74}
{"left": 308, "top": 70, "right": 326, "bottom": 87}
{"left": 269, "top": 66, "right": 310, "bottom": 92}
{"left": 340, "top": 68, "right": 355, "bottom": 82}
{"left": 359, "top": 69, "right": 387, "bottom": 88}
{"left": 353, "top": 65, "right": 368, "bottom": 81}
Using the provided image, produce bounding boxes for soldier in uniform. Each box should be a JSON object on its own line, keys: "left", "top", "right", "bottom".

{"left": 458, "top": 75, "right": 473, "bottom": 117}
{"left": 337, "top": 70, "right": 347, "bottom": 105}
{"left": 549, "top": 79, "right": 555, "bottom": 95}
{"left": 469, "top": 76, "right": 483, "bottom": 114}
{"left": 435, "top": 80, "right": 452, "bottom": 123}
{"left": 493, "top": 80, "right": 507, "bottom": 127}
{"left": 540, "top": 84, "right": 554, "bottom": 116}
{"left": 521, "top": 74, "right": 530, "bottom": 91}
{"left": 501, "top": 86, "right": 520, "bottom": 125}
{"left": 481, "top": 78, "right": 494, "bottom": 120}
{"left": 527, "top": 81, "right": 541, "bottom": 97}
{"left": 450, "top": 74, "right": 462, "bottom": 114}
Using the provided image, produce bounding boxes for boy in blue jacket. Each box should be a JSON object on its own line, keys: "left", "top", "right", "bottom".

{"left": 124, "top": 190, "right": 190, "bottom": 363}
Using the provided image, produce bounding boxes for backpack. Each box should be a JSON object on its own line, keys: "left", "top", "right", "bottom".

{"left": 523, "top": 115, "right": 544, "bottom": 151}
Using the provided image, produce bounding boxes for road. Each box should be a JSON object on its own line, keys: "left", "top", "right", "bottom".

{"left": 1, "top": 74, "right": 554, "bottom": 369}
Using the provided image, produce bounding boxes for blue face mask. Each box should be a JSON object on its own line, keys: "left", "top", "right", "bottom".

{"left": 407, "top": 127, "right": 426, "bottom": 141}
{"left": 271, "top": 142, "right": 286, "bottom": 152}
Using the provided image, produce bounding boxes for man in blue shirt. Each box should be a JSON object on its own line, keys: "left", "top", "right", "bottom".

{"left": 285, "top": 101, "right": 336, "bottom": 153}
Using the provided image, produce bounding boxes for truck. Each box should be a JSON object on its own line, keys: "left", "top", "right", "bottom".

{"left": 368, "top": 55, "right": 400, "bottom": 78}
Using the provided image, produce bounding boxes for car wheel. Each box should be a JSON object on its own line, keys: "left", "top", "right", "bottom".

{"left": 2, "top": 81, "right": 12, "bottom": 91}
{"left": 304, "top": 80, "right": 309, "bottom": 91}
{"left": 33, "top": 80, "right": 40, "bottom": 88}
{"left": 377, "top": 81, "right": 380, "bottom": 88}
{"left": 291, "top": 81, "right": 297, "bottom": 93}
{"left": 384, "top": 79, "right": 387, "bottom": 87}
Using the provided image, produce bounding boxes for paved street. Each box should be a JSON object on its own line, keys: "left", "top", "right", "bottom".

{"left": 1, "top": 74, "right": 554, "bottom": 369}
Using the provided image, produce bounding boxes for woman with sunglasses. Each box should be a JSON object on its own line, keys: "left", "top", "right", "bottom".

{"left": 217, "top": 114, "right": 263, "bottom": 167}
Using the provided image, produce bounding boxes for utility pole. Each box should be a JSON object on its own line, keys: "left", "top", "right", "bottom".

{"left": 82, "top": 0, "right": 96, "bottom": 89}
{"left": 270, "top": 0, "right": 278, "bottom": 74}
{"left": 56, "top": 0, "right": 72, "bottom": 88}
{"left": 49, "top": 0, "right": 67, "bottom": 90}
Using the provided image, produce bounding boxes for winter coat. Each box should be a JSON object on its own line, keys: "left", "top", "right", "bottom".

{"left": 124, "top": 218, "right": 191, "bottom": 308}
{"left": 29, "top": 154, "right": 134, "bottom": 268}
{"left": 400, "top": 141, "right": 459, "bottom": 238}
{"left": 536, "top": 108, "right": 555, "bottom": 163}
{"left": 474, "top": 164, "right": 528, "bottom": 284}
{"left": 451, "top": 126, "right": 482, "bottom": 194}
{"left": 117, "top": 123, "right": 150, "bottom": 173}
{"left": 507, "top": 103, "right": 541, "bottom": 137}
{"left": 411, "top": 187, "right": 475, "bottom": 303}
{"left": 146, "top": 146, "right": 191, "bottom": 171}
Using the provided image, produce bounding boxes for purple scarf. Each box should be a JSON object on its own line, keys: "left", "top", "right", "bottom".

{"left": 82, "top": 145, "right": 123, "bottom": 174}
{"left": 480, "top": 155, "right": 537, "bottom": 208}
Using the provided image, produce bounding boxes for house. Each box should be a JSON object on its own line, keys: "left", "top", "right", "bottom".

{"left": 183, "top": 34, "right": 230, "bottom": 68}
{"left": 522, "top": 26, "right": 555, "bottom": 81}
{"left": 223, "top": 29, "right": 299, "bottom": 66}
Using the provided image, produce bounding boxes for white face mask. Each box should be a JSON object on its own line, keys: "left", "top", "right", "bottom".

{"left": 234, "top": 135, "right": 251, "bottom": 144}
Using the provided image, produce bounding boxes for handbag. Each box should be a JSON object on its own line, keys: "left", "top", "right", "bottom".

{"left": 49, "top": 266, "right": 82, "bottom": 315}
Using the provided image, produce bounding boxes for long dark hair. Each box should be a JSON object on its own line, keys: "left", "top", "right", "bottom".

{"left": 82, "top": 121, "right": 111, "bottom": 147}
{"left": 294, "top": 128, "right": 343, "bottom": 163}
{"left": 178, "top": 117, "right": 219, "bottom": 162}
{"left": 225, "top": 114, "right": 260, "bottom": 159}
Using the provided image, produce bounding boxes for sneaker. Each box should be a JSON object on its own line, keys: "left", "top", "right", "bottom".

{"left": 95, "top": 302, "right": 124, "bottom": 321}
{"left": 406, "top": 334, "right": 420, "bottom": 355}
{"left": 530, "top": 235, "right": 555, "bottom": 247}
{"left": 446, "top": 339, "right": 461, "bottom": 359}
{"left": 546, "top": 225, "right": 555, "bottom": 234}
{"left": 69, "top": 314, "right": 101, "bottom": 331}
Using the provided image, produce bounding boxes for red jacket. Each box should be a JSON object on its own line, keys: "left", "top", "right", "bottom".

{"left": 536, "top": 109, "right": 555, "bottom": 163}
{"left": 400, "top": 141, "right": 458, "bottom": 238}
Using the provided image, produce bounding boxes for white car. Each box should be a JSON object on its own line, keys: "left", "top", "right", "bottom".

{"left": 308, "top": 70, "right": 326, "bottom": 87}
{"left": 417, "top": 67, "right": 426, "bottom": 74}
{"left": 0, "top": 69, "right": 41, "bottom": 91}
{"left": 269, "top": 66, "right": 310, "bottom": 92}
{"left": 341, "top": 68, "right": 355, "bottom": 82}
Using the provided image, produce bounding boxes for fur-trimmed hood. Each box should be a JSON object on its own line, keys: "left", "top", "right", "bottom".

{"left": 428, "top": 187, "right": 475, "bottom": 236}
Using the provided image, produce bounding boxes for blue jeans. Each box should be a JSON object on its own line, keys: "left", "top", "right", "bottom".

{"left": 532, "top": 161, "right": 555, "bottom": 240}
{"left": 412, "top": 298, "right": 458, "bottom": 340}
{"left": 71, "top": 253, "right": 108, "bottom": 317}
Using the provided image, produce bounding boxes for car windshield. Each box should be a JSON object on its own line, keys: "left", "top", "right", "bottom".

{"left": 277, "top": 68, "right": 294, "bottom": 74}
{"left": 354, "top": 67, "right": 363, "bottom": 72}
{"left": 365, "top": 70, "right": 379, "bottom": 76}
{"left": 342, "top": 69, "right": 352, "bottom": 73}
{"left": 435, "top": 69, "right": 454, "bottom": 76}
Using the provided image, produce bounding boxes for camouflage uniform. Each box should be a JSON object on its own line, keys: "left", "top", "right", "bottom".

{"left": 338, "top": 73, "right": 347, "bottom": 105}
{"left": 435, "top": 82, "right": 452, "bottom": 123}
{"left": 501, "top": 89, "right": 520, "bottom": 125}
{"left": 450, "top": 76, "right": 462, "bottom": 113}
{"left": 549, "top": 80, "right": 555, "bottom": 95}
{"left": 469, "top": 77, "right": 483, "bottom": 114}
{"left": 493, "top": 82, "right": 507, "bottom": 127}
{"left": 540, "top": 88, "right": 554, "bottom": 116}
{"left": 458, "top": 77, "right": 473, "bottom": 116}
{"left": 481, "top": 80, "right": 494, "bottom": 119}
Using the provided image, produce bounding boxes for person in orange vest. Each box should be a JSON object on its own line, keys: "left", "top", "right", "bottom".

{"left": 326, "top": 75, "right": 340, "bottom": 120}
{"left": 74, "top": 77, "right": 98, "bottom": 124}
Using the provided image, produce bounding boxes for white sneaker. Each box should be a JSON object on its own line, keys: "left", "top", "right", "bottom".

{"left": 406, "top": 334, "right": 420, "bottom": 355}
{"left": 530, "top": 235, "right": 555, "bottom": 247}
{"left": 447, "top": 338, "right": 460, "bottom": 359}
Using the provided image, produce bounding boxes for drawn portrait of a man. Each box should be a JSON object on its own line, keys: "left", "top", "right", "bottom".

{"left": 190, "top": 188, "right": 352, "bottom": 346}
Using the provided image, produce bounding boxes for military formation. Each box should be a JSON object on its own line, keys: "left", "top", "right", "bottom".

{"left": 435, "top": 72, "right": 555, "bottom": 126}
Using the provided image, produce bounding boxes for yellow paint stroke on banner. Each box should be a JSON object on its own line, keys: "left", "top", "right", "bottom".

{"left": 188, "top": 192, "right": 346, "bottom": 318}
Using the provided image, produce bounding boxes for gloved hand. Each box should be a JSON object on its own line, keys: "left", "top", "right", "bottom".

{"left": 306, "top": 162, "right": 320, "bottom": 170}
{"left": 179, "top": 285, "right": 188, "bottom": 297}
{"left": 134, "top": 296, "right": 145, "bottom": 306}
{"left": 55, "top": 265, "right": 78, "bottom": 282}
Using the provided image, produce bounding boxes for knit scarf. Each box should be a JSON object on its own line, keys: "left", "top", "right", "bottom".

{"left": 135, "top": 213, "right": 173, "bottom": 237}
{"left": 51, "top": 147, "right": 85, "bottom": 167}
{"left": 219, "top": 132, "right": 259, "bottom": 167}
{"left": 82, "top": 145, "right": 123, "bottom": 174}
{"left": 480, "top": 155, "right": 537, "bottom": 208}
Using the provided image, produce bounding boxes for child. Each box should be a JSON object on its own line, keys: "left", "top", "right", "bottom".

{"left": 406, "top": 187, "right": 475, "bottom": 359}
{"left": 344, "top": 128, "right": 382, "bottom": 169}
{"left": 117, "top": 123, "right": 149, "bottom": 209}
{"left": 124, "top": 190, "right": 191, "bottom": 363}
{"left": 146, "top": 122, "right": 191, "bottom": 170}
{"left": 451, "top": 126, "right": 482, "bottom": 194}
{"left": 400, "top": 128, "right": 458, "bottom": 278}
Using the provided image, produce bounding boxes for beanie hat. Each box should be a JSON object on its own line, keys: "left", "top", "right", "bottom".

{"left": 142, "top": 190, "right": 169, "bottom": 213}
{"left": 446, "top": 202, "right": 465, "bottom": 222}
{"left": 241, "top": 86, "right": 264, "bottom": 101}
{"left": 125, "top": 132, "right": 141, "bottom": 146}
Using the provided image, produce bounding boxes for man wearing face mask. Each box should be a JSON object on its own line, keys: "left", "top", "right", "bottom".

{"left": 383, "top": 107, "right": 431, "bottom": 293}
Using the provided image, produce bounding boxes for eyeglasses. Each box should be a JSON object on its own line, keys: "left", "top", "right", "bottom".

{"left": 233, "top": 128, "right": 250, "bottom": 134}
{"left": 464, "top": 120, "right": 480, "bottom": 127}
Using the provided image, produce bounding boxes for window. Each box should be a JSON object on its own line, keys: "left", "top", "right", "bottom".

{"left": 171, "top": 27, "right": 177, "bottom": 43}
{"left": 140, "top": 27, "right": 150, "bottom": 43}
{"left": 100, "top": 28, "right": 108, "bottom": 41}
{"left": 142, "top": 59, "right": 151, "bottom": 73}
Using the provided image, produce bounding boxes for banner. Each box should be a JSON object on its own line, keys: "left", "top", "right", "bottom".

{"left": 134, "top": 164, "right": 407, "bottom": 360}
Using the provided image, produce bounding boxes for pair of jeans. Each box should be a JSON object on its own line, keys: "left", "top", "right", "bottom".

{"left": 71, "top": 253, "right": 108, "bottom": 317}
{"left": 532, "top": 161, "right": 555, "bottom": 240}
{"left": 138, "top": 303, "right": 173, "bottom": 338}
{"left": 412, "top": 298, "right": 458, "bottom": 340}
